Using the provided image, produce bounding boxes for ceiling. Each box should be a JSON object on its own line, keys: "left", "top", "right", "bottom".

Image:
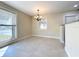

{"left": 3, "top": 1, "right": 79, "bottom": 16}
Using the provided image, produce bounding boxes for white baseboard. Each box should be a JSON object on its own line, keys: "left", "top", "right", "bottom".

{"left": 65, "top": 47, "right": 71, "bottom": 57}
{"left": 32, "top": 35, "right": 60, "bottom": 39}
{"left": 18, "top": 34, "right": 32, "bottom": 41}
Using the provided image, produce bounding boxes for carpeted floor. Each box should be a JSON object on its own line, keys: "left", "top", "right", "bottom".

{"left": 2, "top": 36, "right": 67, "bottom": 57}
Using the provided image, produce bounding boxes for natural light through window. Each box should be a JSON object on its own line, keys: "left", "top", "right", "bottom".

{"left": 40, "top": 19, "right": 47, "bottom": 30}
{"left": 0, "top": 46, "right": 8, "bottom": 57}
{"left": 0, "top": 9, "right": 17, "bottom": 43}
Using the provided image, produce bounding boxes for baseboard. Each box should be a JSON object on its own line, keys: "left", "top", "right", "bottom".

{"left": 32, "top": 35, "right": 60, "bottom": 39}
{"left": 65, "top": 47, "right": 71, "bottom": 57}
{"left": 17, "top": 34, "right": 32, "bottom": 41}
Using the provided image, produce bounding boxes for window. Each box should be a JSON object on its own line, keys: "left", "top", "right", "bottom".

{"left": 0, "top": 9, "right": 16, "bottom": 43}
{"left": 39, "top": 19, "right": 47, "bottom": 30}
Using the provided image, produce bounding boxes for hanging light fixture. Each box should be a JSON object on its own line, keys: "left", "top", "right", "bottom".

{"left": 34, "top": 9, "right": 43, "bottom": 21}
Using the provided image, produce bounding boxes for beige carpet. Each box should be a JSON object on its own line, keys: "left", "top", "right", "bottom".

{"left": 2, "top": 36, "right": 67, "bottom": 57}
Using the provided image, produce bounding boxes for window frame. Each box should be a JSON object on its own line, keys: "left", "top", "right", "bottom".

{"left": 0, "top": 8, "right": 17, "bottom": 40}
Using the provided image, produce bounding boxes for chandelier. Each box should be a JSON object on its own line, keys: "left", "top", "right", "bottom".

{"left": 34, "top": 9, "right": 43, "bottom": 21}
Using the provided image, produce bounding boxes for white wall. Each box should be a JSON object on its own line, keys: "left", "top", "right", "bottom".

{"left": 17, "top": 11, "right": 32, "bottom": 39}
{"left": 32, "top": 13, "right": 63, "bottom": 39}
{"left": 65, "top": 21, "right": 79, "bottom": 57}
